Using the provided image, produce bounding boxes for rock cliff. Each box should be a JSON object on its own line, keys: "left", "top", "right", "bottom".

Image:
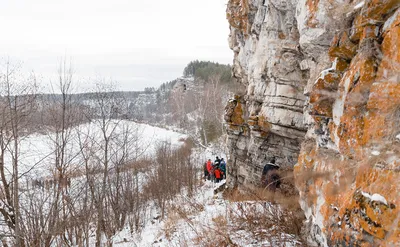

{"left": 225, "top": 0, "right": 308, "bottom": 187}
{"left": 225, "top": 0, "right": 400, "bottom": 246}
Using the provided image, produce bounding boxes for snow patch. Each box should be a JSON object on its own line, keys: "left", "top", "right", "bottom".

{"left": 354, "top": 1, "right": 364, "bottom": 10}
{"left": 383, "top": 8, "right": 400, "bottom": 32}
{"left": 396, "top": 133, "right": 400, "bottom": 141}
{"left": 313, "top": 190, "right": 328, "bottom": 247}
{"left": 361, "top": 191, "right": 388, "bottom": 205}
{"left": 314, "top": 61, "right": 337, "bottom": 85}
{"left": 332, "top": 98, "right": 342, "bottom": 122}
{"left": 371, "top": 150, "right": 380, "bottom": 156}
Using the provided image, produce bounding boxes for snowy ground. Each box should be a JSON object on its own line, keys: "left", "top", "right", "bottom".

{"left": 110, "top": 179, "right": 300, "bottom": 247}
{"left": 115, "top": 180, "right": 228, "bottom": 247}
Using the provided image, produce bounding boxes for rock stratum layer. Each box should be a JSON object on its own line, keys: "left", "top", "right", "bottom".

{"left": 225, "top": 0, "right": 400, "bottom": 246}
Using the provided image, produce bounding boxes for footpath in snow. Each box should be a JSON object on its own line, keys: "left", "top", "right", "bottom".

{"left": 112, "top": 179, "right": 302, "bottom": 247}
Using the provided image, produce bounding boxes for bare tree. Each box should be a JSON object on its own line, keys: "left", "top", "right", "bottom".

{"left": 0, "top": 59, "right": 37, "bottom": 246}
{"left": 169, "top": 75, "right": 225, "bottom": 147}
{"left": 46, "top": 58, "right": 77, "bottom": 246}
{"left": 83, "top": 81, "right": 126, "bottom": 247}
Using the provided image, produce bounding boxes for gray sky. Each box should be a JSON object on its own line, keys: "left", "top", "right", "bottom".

{"left": 0, "top": 0, "right": 232, "bottom": 92}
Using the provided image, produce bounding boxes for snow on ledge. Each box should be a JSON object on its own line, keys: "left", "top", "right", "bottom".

{"left": 371, "top": 150, "right": 380, "bottom": 156}
{"left": 361, "top": 191, "right": 388, "bottom": 205}
{"left": 354, "top": 1, "right": 365, "bottom": 10}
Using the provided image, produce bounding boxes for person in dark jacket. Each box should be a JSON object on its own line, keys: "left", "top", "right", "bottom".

{"left": 220, "top": 158, "right": 226, "bottom": 179}
{"left": 261, "top": 157, "right": 281, "bottom": 192}
{"left": 214, "top": 156, "right": 221, "bottom": 167}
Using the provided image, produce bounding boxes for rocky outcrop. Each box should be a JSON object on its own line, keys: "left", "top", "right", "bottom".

{"left": 225, "top": 0, "right": 308, "bottom": 187}
{"left": 295, "top": 1, "right": 400, "bottom": 246}
{"left": 226, "top": 0, "right": 400, "bottom": 246}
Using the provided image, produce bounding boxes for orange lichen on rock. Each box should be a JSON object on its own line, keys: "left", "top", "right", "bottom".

{"left": 336, "top": 54, "right": 376, "bottom": 157}
{"left": 227, "top": 0, "right": 250, "bottom": 36}
{"left": 350, "top": 0, "right": 400, "bottom": 42}
{"left": 366, "top": 0, "right": 400, "bottom": 20}
{"left": 309, "top": 71, "right": 341, "bottom": 118}
{"left": 247, "top": 115, "right": 258, "bottom": 127}
{"left": 363, "top": 81, "right": 400, "bottom": 143}
{"left": 295, "top": 1, "right": 400, "bottom": 245}
{"left": 348, "top": 164, "right": 399, "bottom": 241}
{"left": 302, "top": 153, "right": 400, "bottom": 245}
{"left": 363, "top": 20, "right": 400, "bottom": 143}
{"left": 230, "top": 101, "right": 245, "bottom": 126}
{"left": 306, "top": 0, "right": 320, "bottom": 28}
{"left": 329, "top": 32, "right": 357, "bottom": 60}
{"left": 328, "top": 121, "right": 336, "bottom": 142}
{"left": 367, "top": 82, "right": 400, "bottom": 113}
{"left": 333, "top": 57, "right": 350, "bottom": 72}
{"left": 257, "top": 115, "right": 271, "bottom": 133}
{"left": 362, "top": 111, "right": 387, "bottom": 144}
{"left": 376, "top": 25, "right": 400, "bottom": 81}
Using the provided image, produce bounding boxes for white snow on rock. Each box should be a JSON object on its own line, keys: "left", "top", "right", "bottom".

{"left": 361, "top": 191, "right": 388, "bottom": 205}
{"left": 396, "top": 133, "right": 400, "bottom": 141}
{"left": 354, "top": 1, "right": 365, "bottom": 10}
{"left": 314, "top": 68, "right": 334, "bottom": 84}
{"left": 383, "top": 8, "right": 400, "bottom": 32}
{"left": 371, "top": 150, "right": 380, "bottom": 156}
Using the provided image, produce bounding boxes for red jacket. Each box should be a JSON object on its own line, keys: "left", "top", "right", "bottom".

{"left": 214, "top": 168, "right": 221, "bottom": 179}
{"left": 206, "top": 161, "right": 213, "bottom": 172}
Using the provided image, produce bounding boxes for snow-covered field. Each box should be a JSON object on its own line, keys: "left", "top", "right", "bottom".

{"left": 7, "top": 120, "right": 187, "bottom": 181}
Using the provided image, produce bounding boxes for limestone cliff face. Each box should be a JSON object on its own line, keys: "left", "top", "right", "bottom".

{"left": 225, "top": 0, "right": 308, "bottom": 187}
{"left": 226, "top": 0, "right": 400, "bottom": 246}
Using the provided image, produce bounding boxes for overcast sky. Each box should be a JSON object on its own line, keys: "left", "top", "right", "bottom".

{"left": 0, "top": 0, "right": 232, "bottom": 92}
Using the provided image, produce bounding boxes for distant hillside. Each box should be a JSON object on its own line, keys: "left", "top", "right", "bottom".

{"left": 31, "top": 60, "right": 242, "bottom": 146}
{"left": 183, "top": 60, "right": 232, "bottom": 84}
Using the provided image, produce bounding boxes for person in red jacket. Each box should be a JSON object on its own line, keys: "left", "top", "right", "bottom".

{"left": 206, "top": 159, "right": 213, "bottom": 180}
{"left": 203, "top": 161, "right": 208, "bottom": 181}
{"left": 214, "top": 166, "right": 222, "bottom": 183}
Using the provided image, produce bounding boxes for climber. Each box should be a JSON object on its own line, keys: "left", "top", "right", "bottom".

{"left": 261, "top": 157, "right": 281, "bottom": 192}
{"left": 214, "top": 166, "right": 222, "bottom": 183}
{"left": 206, "top": 159, "right": 213, "bottom": 180}
{"left": 203, "top": 161, "right": 209, "bottom": 181}
{"left": 214, "top": 156, "right": 221, "bottom": 167}
{"left": 220, "top": 158, "right": 226, "bottom": 179}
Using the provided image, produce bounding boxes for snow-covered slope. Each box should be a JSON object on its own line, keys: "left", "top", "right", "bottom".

{"left": 112, "top": 180, "right": 301, "bottom": 247}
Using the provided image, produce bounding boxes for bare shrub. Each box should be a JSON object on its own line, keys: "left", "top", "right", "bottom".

{"left": 143, "top": 139, "right": 199, "bottom": 219}
{"left": 223, "top": 186, "right": 308, "bottom": 246}
{"left": 162, "top": 211, "right": 180, "bottom": 241}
